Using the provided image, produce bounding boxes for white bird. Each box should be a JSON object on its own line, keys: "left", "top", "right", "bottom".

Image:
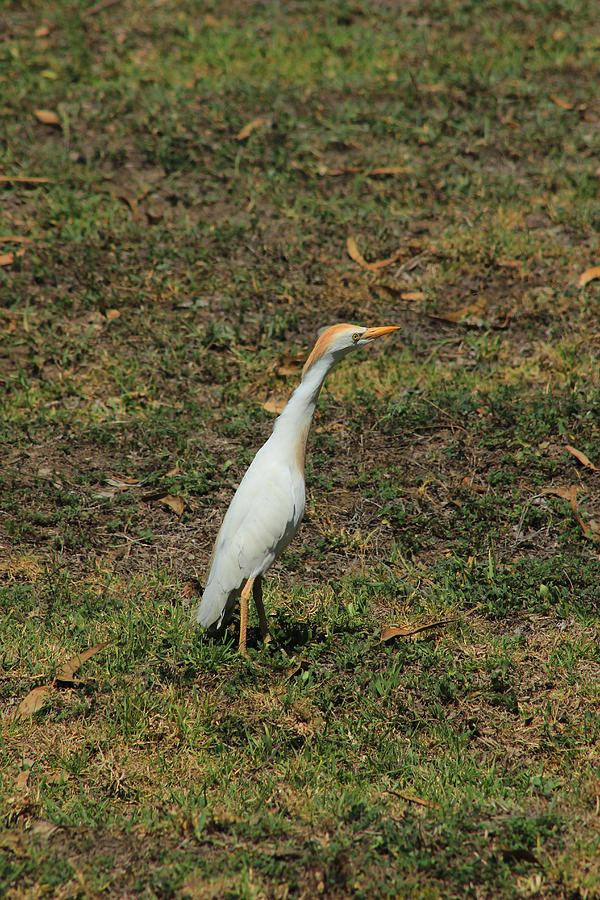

{"left": 194, "top": 322, "right": 399, "bottom": 654}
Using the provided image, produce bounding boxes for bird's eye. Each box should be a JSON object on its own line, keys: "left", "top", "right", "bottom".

{"left": 352, "top": 332, "right": 361, "bottom": 343}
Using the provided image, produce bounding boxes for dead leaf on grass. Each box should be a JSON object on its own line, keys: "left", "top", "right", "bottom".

{"left": 0, "top": 248, "right": 26, "bottom": 267}
{"left": 320, "top": 164, "right": 412, "bottom": 177}
{"left": 550, "top": 95, "right": 575, "bottom": 110}
{"left": 104, "top": 308, "right": 120, "bottom": 321}
{"left": 347, "top": 236, "right": 402, "bottom": 271}
{"left": 55, "top": 640, "right": 111, "bottom": 684}
{"left": 14, "top": 684, "right": 53, "bottom": 720}
{"left": 114, "top": 191, "right": 140, "bottom": 221}
{"left": 0, "top": 832, "right": 24, "bottom": 853}
{"left": 82, "top": 0, "right": 123, "bottom": 18}
{"left": 431, "top": 296, "right": 487, "bottom": 325}
{"left": 33, "top": 109, "right": 61, "bottom": 126}
{"left": 319, "top": 165, "right": 362, "bottom": 176}
{"left": 566, "top": 488, "right": 591, "bottom": 538}
{"left": 275, "top": 352, "right": 305, "bottom": 376}
{"left": 0, "top": 175, "right": 53, "bottom": 184}
{"left": 347, "top": 236, "right": 374, "bottom": 269}
{"left": 284, "top": 657, "right": 311, "bottom": 680}
{"left": 566, "top": 444, "right": 598, "bottom": 470}
{"left": 379, "top": 618, "right": 456, "bottom": 643}
{"left": 545, "top": 485, "right": 597, "bottom": 540}
{"left": 30, "top": 820, "right": 59, "bottom": 839}
{"left": 314, "top": 421, "right": 344, "bottom": 433}
{"left": 106, "top": 474, "right": 144, "bottom": 489}
{"left": 15, "top": 767, "right": 32, "bottom": 792}
{"left": 160, "top": 494, "right": 184, "bottom": 516}
{"left": 0, "top": 235, "right": 34, "bottom": 243}
{"left": 401, "top": 291, "right": 426, "bottom": 301}
{"left": 236, "top": 117, "right": 268, "bottom": 141}
{"left": 142, "top": 490, "right": 185, "bottom": 516}
{"left": 369, "top": 165, "right": 411, "bottom": 176}
{"left": 262, "top": 398, "right": 286, "bottom": 414}
{"left": 576, "top": 266, "right": 600, "bottom": 288}
{"left": 384, "top": 787, "right": 437, "bottom": 808}
{"left": 183, "top": 579, "right": 202, "bottom": 599}
{"left": 544, "top": 485, "right": 574, "bottom": 502}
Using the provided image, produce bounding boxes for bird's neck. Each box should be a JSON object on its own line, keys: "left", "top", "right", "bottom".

{"left": 270, "top": 355, "right": 333, "bottom": 470}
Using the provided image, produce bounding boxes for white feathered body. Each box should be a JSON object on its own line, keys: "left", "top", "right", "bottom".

{"left": 195, "top": 433, "right": 306, "bottom": 630}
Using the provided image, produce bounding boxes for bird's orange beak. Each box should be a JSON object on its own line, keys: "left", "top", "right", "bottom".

{"left": 360, "top": 325, "right": 400, "bottom": 340}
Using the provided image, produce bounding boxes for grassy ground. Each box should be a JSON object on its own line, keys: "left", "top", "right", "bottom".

{"left": 2, "top": 0, "right": 600, "bottom": 897}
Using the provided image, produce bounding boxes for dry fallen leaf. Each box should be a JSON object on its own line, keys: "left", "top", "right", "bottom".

{"left": 15, "top": 769, "right": 31, "bottom": 792}
{"left": 566, "top": 488, "right": 589, "bottom": 537}
{"left": 183, "top": 579, "right": 202, "bottom": 599}
{"left": 368, "top": 165, "right": 411, "bottom": 176}
{"left": 82, "top": 0, "right": 123, "bottom": 18}
{"left": 432, "top": 296, "right": 487, "bottom": 325}
{"left": 14, "top": 684, "right": 52, "bottom": 720}
{"left": 33, "top": 109, "right": 61, "bottom": 126}
{"left": 550, "top": 95, "right": 574, "bottom": 110}
{"left": 320, "top": 165, "right": 413, "bottom": 177}
{"left": 0, "top": 248, "right": 25, "bottom": 267}
{"left": 262, "top": 398, "right": 287, "bottom": 415}
{"left": 384, "top": 787, "right": 437, "bottom": 808}
{"left": 400, "top": 291, "right": 426, "bottom": 301}
{"left": 314, "top": 422, "right": 344, "bottom": 433}
{"left": 284, "top": 657, "right": 310, "bottom": 681}
{"left": 0, "top": 832, "right": 23, "bottom": 853}
{"left": 545, "top": 485, "right": 597, "bottom": 540}
{"left": 114, "top": 190, "right": 140, "bottom": 221}
{"left": 544, "top": 485, "right": 574, "bottom": 502}
{"left": 30, "top": 820, "right": 59, "bottom": 838}
{"left": 347, "top": 235, "right": 375, "bottom": 269}
{"left": 55, "top": 640, "right": 111, "bottom": 683}
{"left": 275, "top": 351, "right": 305, "bottom": 377}
{"left": 142, "top": 490, "right": 184, "bottom": 516}
{"left": 347, "top": 236, "right": 402, "bottom": 271}
{"left": 576, "top": 266, "right": 600, "bottom": 288}
{"left": 160, "top": 494, "right": 184, "bottom": 516}
{"left": 0, "top": 175, "right": 53, "bottom": 184}
{"left": 105, "top": 308, "right": 120, "bottom": 321}
{"left": 106, "top": 474, "right": 144, "bottom": 489}
{"left": 379, "top": 618, "right": 456, "bottom": 643}
{"left": 0, "top": 235, "right": 34, "bottom": 243}
{"left": 236, "top": 117, "right": 268, "bottom": 141}
{"left": 319, "top": 165, "right": 361, "bottom": 176}
{"left": 566, "top": 444, "right": 598, "bottom": 470}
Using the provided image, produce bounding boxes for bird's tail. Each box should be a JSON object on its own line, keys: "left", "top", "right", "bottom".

{"left": 194, "top": 583, "right": 240, "bottom": 633}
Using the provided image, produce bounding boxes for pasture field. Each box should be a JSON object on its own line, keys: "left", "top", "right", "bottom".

{"left": 1, "top": 1, "right": 600, "bottom": 897}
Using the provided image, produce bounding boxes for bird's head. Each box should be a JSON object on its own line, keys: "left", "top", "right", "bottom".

{"left": 302, "top": 323, "right": 399, "bottom": 377}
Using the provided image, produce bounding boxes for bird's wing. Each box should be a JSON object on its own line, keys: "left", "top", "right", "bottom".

{"left": 195, "top": 450, "right": 304, "bottom": 630}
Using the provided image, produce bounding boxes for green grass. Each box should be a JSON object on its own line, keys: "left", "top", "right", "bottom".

{"left": 2, "top": 0, "right": 600, "bottom": 897}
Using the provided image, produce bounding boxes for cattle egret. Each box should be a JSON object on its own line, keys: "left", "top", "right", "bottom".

{"left": 194, "top": 323, "right": 399, "bottom": 654}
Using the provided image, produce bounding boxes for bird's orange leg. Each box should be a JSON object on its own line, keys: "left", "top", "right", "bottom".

{"left": 253, "top": 575, "right": 269, "bottom": 642}
{"left": 239, "top": 578, "right": 254, "bottom": 656}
